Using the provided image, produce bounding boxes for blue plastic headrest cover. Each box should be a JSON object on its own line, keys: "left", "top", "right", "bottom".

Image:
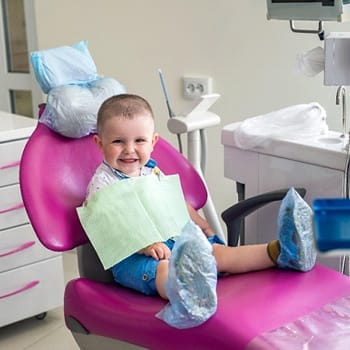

{"left": 30, "top": 40, "right": 98, "bottom": 93}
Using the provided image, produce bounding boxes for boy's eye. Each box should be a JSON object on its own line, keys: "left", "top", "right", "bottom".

{"left": 136, "top": 138, "right": 146, "bottom": 143}
{"left": 112, "top": 139, "right": 122, "bottom": 144}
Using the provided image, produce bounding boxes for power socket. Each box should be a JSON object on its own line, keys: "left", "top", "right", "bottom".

{"left": 183, "top": 76, "right": 212, "bottom": 99}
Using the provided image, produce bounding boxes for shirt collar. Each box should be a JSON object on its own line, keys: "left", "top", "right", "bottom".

{"left": 103, "top": 159, "right": 158, "bottom": 180}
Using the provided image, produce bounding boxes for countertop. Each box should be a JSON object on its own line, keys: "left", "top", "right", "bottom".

{"left": 0, "top": 111, "right": 37, "bottom": 143}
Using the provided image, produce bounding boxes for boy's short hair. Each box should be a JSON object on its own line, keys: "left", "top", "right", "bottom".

{"left": 97, "top": 94, "right": 154, "bottom": 134}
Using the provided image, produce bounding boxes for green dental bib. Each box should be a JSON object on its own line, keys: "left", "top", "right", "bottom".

{"left": 77, "top": 174, "right": 190, "bottom": 269}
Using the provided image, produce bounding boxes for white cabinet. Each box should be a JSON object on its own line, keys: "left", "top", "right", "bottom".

{"left": 222, "top": 122, "right": 346, "bottom": 271}
{"left": 0, "top": 111, "right": 64, "bottom": 327}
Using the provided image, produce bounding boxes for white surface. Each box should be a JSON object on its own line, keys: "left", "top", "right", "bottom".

{"left": 222, "top": 122, "right": 348, "bottom": 170}
{"left": 0, "top": 251, "right": 79, "bottom": 350}
{"left": 0, "top": 257, "right": 64, "bottom": 327}
{"left": 0, "top": 111, "right": 37, "bottom": 142}
{"left": 168, "top": 94, "right": 221, "bottom": 134}
{"left": 183, "top": 76, "right": 212, "bottom": 99}
{"left": 0, "top": 225, "right": 58, "bottom": 273}
{"left": 0, "top": 138, "right": 28, "bottom": 186}
{"left": 0, "top": 184, "right": 29, "bottom": 230}
{"left": 0, "top": 118, "right": 64, "bottom": 328}
{"left": 168, "top": 111, "right": 221, "bottom": 134}
{"left": 222, "top": 121, "right": 346, "bottom": 271}
{"left": 325, "top": 32, "right": 350, "bottom": 86}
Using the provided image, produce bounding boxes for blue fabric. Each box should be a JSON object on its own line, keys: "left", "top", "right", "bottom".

{"left": 111, "top": 239, "right": 175, "bottom": 295}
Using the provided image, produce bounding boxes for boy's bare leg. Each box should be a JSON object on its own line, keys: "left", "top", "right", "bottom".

{"left": 156, "top": 243, "right": 274, "bottom": 299}
{"left": 213, "top": 243, "right": 274, "bottom": 274}
{"left": 155, "top": 260, "right": 170, "bottom": 299}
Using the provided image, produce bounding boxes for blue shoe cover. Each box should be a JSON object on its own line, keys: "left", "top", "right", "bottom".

{"left": 277, "top": 188, "right": 316, "bottom": 272}
{"left": 156, "top": 220, "right": 217, "bottom": 329}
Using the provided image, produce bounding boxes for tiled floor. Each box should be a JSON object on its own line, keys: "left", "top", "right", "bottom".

{"left": 0, "top": 251, "right": 80, "bottom": 350}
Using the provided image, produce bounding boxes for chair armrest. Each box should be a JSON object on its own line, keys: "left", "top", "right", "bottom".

{"left": 221, "top": 188, "right": 306, "bottom": 247}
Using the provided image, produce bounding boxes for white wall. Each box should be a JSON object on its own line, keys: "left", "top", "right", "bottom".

{"left": 32, "top": 0, "right": 350, "bottom": 232}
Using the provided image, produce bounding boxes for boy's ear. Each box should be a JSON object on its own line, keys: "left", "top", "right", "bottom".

{"left": 93, "top": 134, "right": 103, "bottom": 152}
{"left": 152, "top": 133, "right": 159, "bottom": 147}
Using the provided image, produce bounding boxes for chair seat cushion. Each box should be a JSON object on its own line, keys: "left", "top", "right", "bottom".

{"left": 64, "top": 264, "right": 350, "bottom": 349}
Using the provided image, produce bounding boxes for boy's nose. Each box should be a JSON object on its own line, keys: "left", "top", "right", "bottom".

{"left": 124, "top": 142, "right": 135, "bottom": 153}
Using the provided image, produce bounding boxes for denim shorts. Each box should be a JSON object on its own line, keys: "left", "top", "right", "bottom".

{"left": 110, "top": 239, "right": 176, "bottom": 295}
{"left": 110, "top": 235, "right": 224, "bottom": 296}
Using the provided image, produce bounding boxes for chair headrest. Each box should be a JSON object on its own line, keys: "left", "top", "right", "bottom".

{"left": 20, "top": 123, "right": 102, "bottom": 251}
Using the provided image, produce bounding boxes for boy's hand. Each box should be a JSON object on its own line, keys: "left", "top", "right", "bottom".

{"left": 138, "top": 242, "right": 171, "bottom": 260}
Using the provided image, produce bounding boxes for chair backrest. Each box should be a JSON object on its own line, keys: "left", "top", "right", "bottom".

{"left": 20, "top": 122, "right": 207, "bottom": 252}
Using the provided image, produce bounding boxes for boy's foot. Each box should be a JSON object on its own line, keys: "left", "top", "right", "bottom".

{"left": 277, "top": 188, "right": 316, "bottom": 272}
{"left": 157, "top": 221, "right": 217, "bottom": 329}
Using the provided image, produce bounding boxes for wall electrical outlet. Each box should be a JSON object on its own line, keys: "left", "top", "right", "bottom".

{"left": 183, "top": 76, "right": 212, "bottom": 99}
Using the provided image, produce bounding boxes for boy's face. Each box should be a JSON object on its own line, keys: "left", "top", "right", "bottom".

{"left": 94, "top": 112, "right": 158, "bottom": 176}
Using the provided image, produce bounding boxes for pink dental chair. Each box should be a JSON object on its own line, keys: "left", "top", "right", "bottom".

{"left": 20, "top": 121, "right": 350, "bottom": 350}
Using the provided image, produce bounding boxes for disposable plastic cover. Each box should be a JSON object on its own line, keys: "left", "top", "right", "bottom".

{"left": 233, "top": 102, "right": 328, "bottom": 150}
{"left": 246, "top": 294, "right": 350, "bottom": 350}
{"left": 157, "top": 220, "right": 217, "bottom": 329}
{"left": 31, "top": 40, "right": 98, "bottom": 94}
{"left": 277, "top": 187, "right": 316, "bottom": 272}
{"left": 40, "top": 77, "right": 126, "bottom": 138}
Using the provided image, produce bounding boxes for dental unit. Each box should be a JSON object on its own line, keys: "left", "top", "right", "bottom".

{"left": 12, "top": 2, "right": 350, "bottom": 349}
{"left": 158, "top": 69, "right": 224, "bottom": 241}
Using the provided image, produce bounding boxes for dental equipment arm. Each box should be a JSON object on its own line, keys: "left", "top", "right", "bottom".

{"left": 167, "top": 94, "right": 224, "bottom": 241}
{"left": 158, "top": 69, "right": 184, "bottom": 153}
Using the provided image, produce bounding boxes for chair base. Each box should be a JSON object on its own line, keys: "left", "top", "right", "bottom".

{"left": 72, "top": 332, "right": 148, "bottom": 350}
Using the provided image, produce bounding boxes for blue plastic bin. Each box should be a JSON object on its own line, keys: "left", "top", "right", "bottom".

{"left": 313, "top": 198, "right": 350, "bottom": 252}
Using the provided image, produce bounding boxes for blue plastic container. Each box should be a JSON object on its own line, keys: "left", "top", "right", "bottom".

{"left": 313, "top": 198, "right": 350, "bottom": 252}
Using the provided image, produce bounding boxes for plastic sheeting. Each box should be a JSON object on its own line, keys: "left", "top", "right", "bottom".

{"left": 277, "top": 188, "right": 316, "bottom": 272}
{"left": 39, "top": 77, "right": 125, "bottom": 138}
{"left": 246, "top": 294, "right": 350, "bottom": 349}
{"left": 30, "top": 40, "right": 98, "bottom": 94}
{"left": 156, "top": 220, "right": 217, "bottom": 329}
{"left": 233, "top": 102, "right": 328, "bottom": 150}
{"left": 31, "top": 40, "right": 126, "bottom": 138}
